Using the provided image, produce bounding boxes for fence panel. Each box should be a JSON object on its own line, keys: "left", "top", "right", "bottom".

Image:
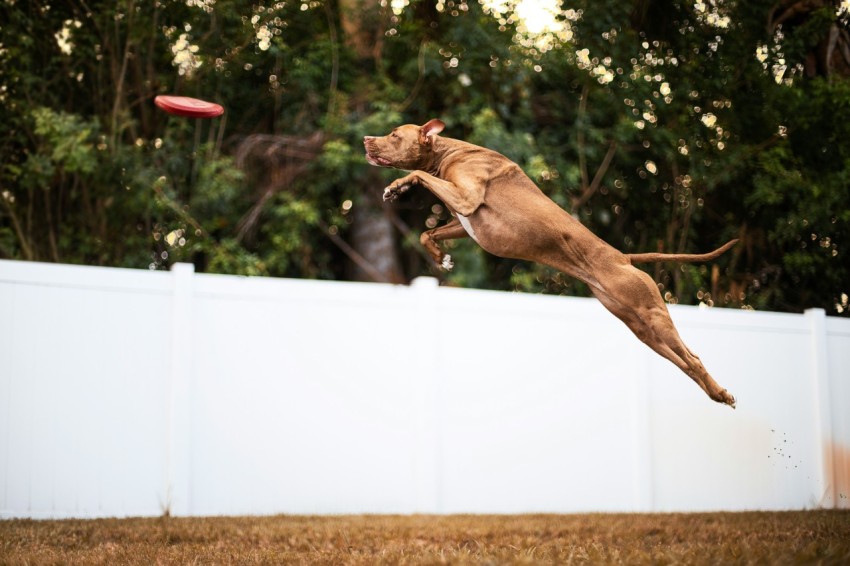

{"left": 1, "top": 259, "right": 848, "bottom": 518}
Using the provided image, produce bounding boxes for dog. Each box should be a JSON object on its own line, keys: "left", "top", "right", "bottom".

{"left": 364, "top": 119, "right": 737, "bottom": 407}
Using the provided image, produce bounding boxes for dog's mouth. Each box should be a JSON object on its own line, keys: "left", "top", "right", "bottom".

{"left": 365, "top": 152, "right": 392, "bottom": 167}
{"left": 364, "top": 137, "right": 394, "bottom": 167}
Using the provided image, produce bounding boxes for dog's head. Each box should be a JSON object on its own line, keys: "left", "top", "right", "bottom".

{"left": 363, "top": 119, "right": 445, "bottom": 170}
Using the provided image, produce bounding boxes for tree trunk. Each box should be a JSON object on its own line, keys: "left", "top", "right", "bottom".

{"left": 338, "top": 0, "right": 404, "bottom": 283}
{"left": 338, "top": 0, "right": 387, "bottom": 63}
{"left": 349, "top": 189, "right": 404, "bottom": 283}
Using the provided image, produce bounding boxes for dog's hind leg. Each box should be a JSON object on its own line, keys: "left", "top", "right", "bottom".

{"left": 591, "top": 267, "right": 736, "bottom": 407}
{"left": 590, "top": 286, "right": 692, "bottom": 378}
{"left": 420, "top": 218, "right": 468, "bottom": 270}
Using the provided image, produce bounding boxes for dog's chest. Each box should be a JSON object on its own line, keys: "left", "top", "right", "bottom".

{"left": 456, "top": 214, "right": 480, "bottom": 243}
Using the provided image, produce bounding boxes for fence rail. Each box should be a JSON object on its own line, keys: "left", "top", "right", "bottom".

{"left": 1, "top": 259, "right": 848, "bottom": 518}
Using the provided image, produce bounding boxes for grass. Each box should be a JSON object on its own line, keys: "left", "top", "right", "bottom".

{"left": 1, "top": 511, "right": 849, "bottom": 565}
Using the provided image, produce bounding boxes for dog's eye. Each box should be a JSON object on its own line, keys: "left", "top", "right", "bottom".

{"left": 390, "top": 132, "right": 399, "bottom": 139}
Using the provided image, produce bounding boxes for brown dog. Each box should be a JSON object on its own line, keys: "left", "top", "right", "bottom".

{"left": 364, "top": 119, "right": 737, "bottom": 407}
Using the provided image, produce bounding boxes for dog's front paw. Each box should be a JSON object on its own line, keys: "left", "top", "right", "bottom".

{"left": 383, "top": 177, "right": 415, "bottom": 202}
{"left": 382, "top": 185, "right": 402, "bottom": 202}
{"left": 441, "top": 254, "right": 454, "bottom": 271}
{"left": 383, "top": 184, "right": 409, "bottom": 202}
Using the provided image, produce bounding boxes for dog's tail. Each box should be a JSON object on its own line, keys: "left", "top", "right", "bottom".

{"left": 627, "top": 239, "right": 739, "bottom": 264}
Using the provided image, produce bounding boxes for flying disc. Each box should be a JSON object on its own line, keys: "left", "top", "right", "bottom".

{"left": 154, "top": 95, "right": 224, "bottom": 118}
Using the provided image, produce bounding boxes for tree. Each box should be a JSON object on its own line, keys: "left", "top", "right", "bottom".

{"left": 497, "top": 0, "right": 850, "bottom": 315}
{"left": 1, "top": 0, "right": 847, "bottom": 316}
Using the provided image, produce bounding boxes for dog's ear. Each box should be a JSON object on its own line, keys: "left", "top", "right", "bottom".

{"left": 419, "top": 119, "right": 445, "bottom": 145}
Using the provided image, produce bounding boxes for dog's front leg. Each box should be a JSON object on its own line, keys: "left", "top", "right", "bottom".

{"left": 384, "top": 171, "right": 483, "bottom": 217}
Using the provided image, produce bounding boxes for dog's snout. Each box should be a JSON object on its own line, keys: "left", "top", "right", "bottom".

{"left": 363, "top": 136, "right": 375, "bottom": 143}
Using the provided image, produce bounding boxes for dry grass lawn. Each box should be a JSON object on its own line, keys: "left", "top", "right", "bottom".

{"left": 1, "top": 511, "right": 849, "bottom": 565}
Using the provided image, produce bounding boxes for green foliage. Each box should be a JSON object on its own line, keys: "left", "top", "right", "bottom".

{"left": 30, "top": 108, "right": 98, "bottom": 176}
{"left": 0, "top": 0, "right": 847, "bottom": 315}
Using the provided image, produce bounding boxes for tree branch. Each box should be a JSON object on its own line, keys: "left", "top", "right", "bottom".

{"left": 826, "top": 23, "right": 840, "bottom": 77}
{"left": 316, "top": 219, "right": 392, "bottom": 283}
{"left": 399, "top": 41, "right": 429, "bottom": 112}
{"left": 574, "top": 139, "right": 617, "bottom": 210}
{"left": 324, "top": 1, "right": 340, "bottom": 120}
{"left": 110, "top": 0, "right": 136, "bottom": 147}
{"left": 0, "top": 197, "right": 34, "bottom": 260}
{"left": 768, "top": 0, "right": 825, "bottom": 34}
{"left": 576, "top": 84, "right": 590, "bottom": 193}
{"left": 840, "top": 29, "right": 850, "bottom": 67}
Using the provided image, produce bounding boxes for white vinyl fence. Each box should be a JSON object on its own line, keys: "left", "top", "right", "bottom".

{"left": 1, "top": 259, "right": 848, "bottom": 519}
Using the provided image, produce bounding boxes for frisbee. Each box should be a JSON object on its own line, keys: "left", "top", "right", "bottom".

{"left": 154, "top": 95, "right": 224, "bottom": 118}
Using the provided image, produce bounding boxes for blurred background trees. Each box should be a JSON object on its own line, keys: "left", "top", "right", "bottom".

{"left": 1, "top": 0, "right": 847, "bottom": 315}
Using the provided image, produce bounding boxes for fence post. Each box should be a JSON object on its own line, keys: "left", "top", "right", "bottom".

{"left": 411, "top": 276, "right": 441, "bottom": 513}
{"left": 805, "top": 307, "right": 833, "bottom": 508}
{"left": 167, "top": 263, "right": 195, "bottom": 516}
{"left": 630, "top": 340, "right": 654, "bottom": 512}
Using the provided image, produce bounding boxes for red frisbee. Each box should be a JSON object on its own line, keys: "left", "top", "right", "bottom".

{"left": 154, "top": 95, "right": 224, "bottom": 118}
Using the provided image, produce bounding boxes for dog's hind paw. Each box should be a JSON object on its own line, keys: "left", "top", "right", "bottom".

{"left": 441, "top": 254, "right": 454, "bottom": 271}
{"left": 714, "top": 388, "right": 736, "bottom": 409}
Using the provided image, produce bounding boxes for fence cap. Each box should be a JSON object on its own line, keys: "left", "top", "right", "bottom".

{"left": 170, "top": 263, "right": 196, "bottom": 274}
{"left": 410, "top": 276, "right": 439, "bottom": 289}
